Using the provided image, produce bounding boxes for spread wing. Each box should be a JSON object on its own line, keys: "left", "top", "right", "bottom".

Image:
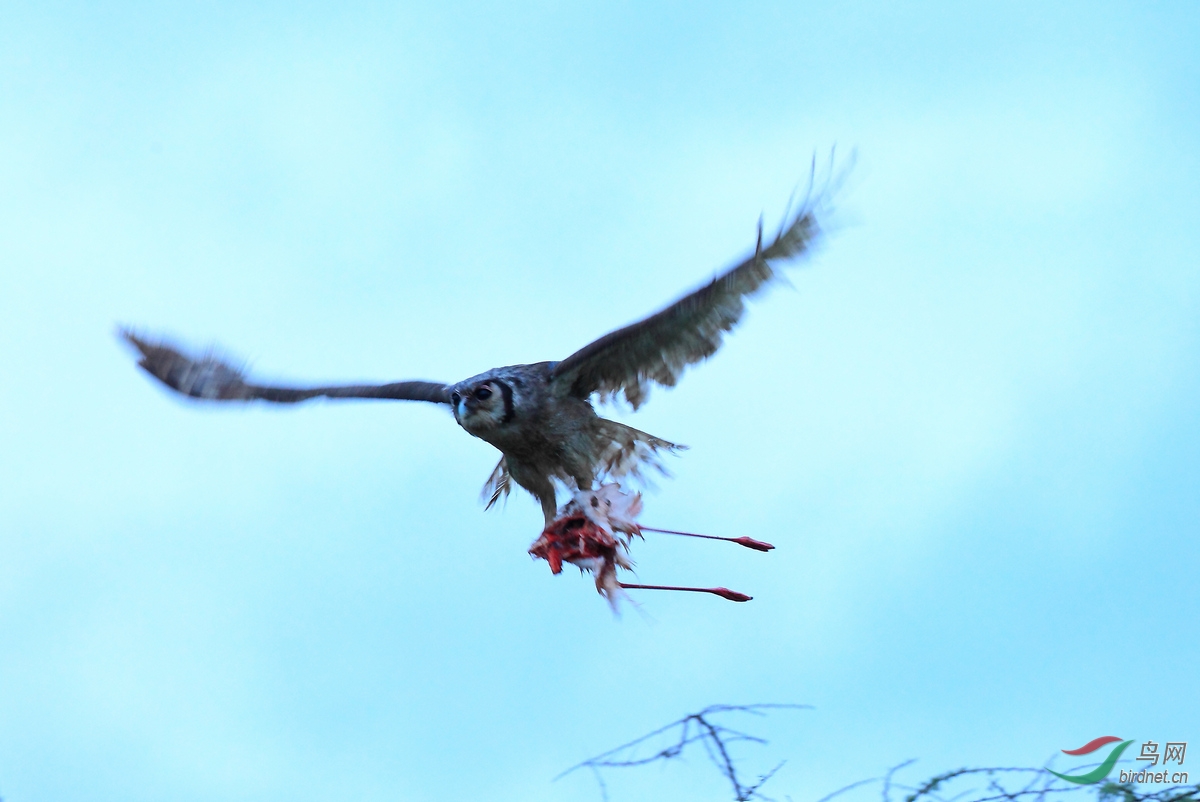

{"left": 120, "top": 329, "right": 451, "bottom": 404}
{"left": 549, "top": 165, "right": 839, "bottom": 409}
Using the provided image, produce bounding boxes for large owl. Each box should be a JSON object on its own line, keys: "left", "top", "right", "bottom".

{"left": 122, "top": 179, "right": 835, "bottom": 525}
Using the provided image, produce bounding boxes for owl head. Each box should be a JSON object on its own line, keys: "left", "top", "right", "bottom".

{"left": 449, "top": 368, "right": 525, "bottom": 434}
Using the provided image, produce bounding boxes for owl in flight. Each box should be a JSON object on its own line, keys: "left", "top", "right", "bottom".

{"left": 123, "top": 177, "right": 835, "bottom": 525}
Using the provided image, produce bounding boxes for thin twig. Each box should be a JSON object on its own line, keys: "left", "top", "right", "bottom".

{"left": 557, "top": 703, "right": 812, "bottom": 801}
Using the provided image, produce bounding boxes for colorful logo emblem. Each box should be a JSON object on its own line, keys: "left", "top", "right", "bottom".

{"left": 1048, "top": 736, "right": 1134, "bottom": 784}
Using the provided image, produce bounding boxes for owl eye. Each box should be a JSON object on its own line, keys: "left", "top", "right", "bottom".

{"left": 475, "top": 385, "right": 493, "bottom": 401}
{"left": 451, "top": 391, "right": 461, "bottom": 405}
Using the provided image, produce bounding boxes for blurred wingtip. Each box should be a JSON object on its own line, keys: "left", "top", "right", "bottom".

{"left": 115, "top": 324, "right": 147, "bottom": 354}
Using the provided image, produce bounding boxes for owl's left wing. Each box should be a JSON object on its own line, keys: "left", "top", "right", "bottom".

{"left": 121, "top": 330, "right": 451, "bottom": 404}
{"left": 549, "top": 175, "right": 835, "bottom": 409}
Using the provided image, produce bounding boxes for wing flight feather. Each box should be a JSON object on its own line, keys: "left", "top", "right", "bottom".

{"left": 550, "top": 160, "right": 842, "bottom": 408}
{"left": 120, "top": 330, "right": 451, "bottom": 405}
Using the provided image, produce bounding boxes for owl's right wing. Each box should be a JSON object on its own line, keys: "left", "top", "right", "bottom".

{"left": 120, "top": 329, "right": 451, "bottom": 405}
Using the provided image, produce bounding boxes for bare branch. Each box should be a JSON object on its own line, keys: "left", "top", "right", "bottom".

{"left": 557, "top": 703, "right": 812, "bottom": 801}
{"left": 562, "top": 707, "right": 1198, "bottom": 802}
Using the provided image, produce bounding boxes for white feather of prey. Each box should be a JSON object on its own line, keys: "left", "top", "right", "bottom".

{"left": 562, "top": 484, "right": 643, "bottom": 537}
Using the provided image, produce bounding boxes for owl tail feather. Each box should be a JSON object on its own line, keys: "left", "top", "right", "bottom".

{"left": 594, "top": 419, "right": 686, "bottom": 485}
{"left": 481, "top": 456, "right": 512, "bottom": 510}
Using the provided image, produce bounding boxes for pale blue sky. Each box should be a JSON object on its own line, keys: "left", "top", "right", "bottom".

{"left": 1, "top": 3, "right": 1198, "bottom": 801}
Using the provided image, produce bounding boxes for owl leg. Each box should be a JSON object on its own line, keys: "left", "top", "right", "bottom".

{"left": 522, "top": 478, "right": 557, "bottom": 525}
{"left": 537, "top": 493, "right": 558, "bottom": 527}
{"left": 505, "top": 459, "right": 560, "bottom": 526}
{"left": 571, "top": 470, "right": 595, "bottom": 493}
